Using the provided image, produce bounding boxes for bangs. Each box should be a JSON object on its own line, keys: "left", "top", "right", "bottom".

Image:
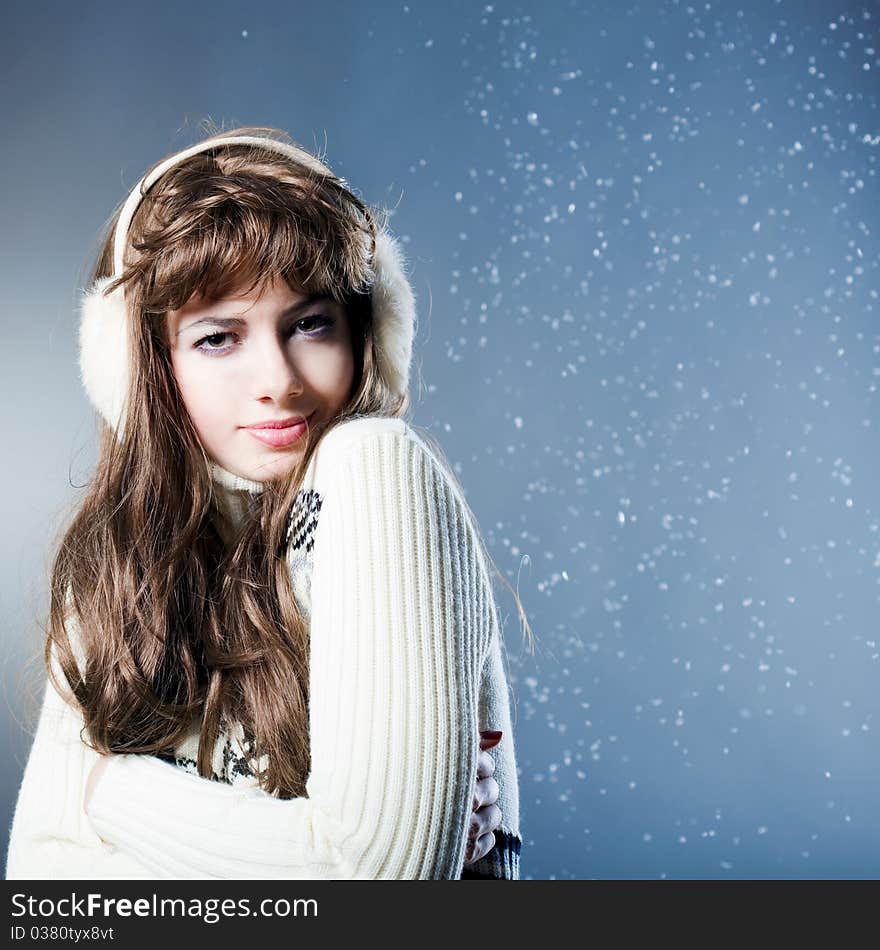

{"left": 123, "top": 153, "right": 377, "bottom": 318}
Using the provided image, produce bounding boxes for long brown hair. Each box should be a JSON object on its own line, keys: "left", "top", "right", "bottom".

{"left": 46, "top": 124, "right": 533, "bottom": 799}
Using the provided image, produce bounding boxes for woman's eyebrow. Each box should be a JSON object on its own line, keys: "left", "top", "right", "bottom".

{"left": 177, "top": 294, "right": 333, "bottom": 337}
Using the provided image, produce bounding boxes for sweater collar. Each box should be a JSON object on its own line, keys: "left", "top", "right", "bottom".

{"left": 208, "top": 461, "right": 265, "bottom": 540}
{"left": 209, "top": 460, "right": 266, "bottom": 496}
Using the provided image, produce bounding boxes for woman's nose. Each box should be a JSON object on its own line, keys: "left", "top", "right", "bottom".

{"left": 253, "top": 336, "right": 303, "bottom": 400}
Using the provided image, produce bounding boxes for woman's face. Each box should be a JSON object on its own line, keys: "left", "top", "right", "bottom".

{"left": 167, "top": 275, "right": 355, "bottom": 482}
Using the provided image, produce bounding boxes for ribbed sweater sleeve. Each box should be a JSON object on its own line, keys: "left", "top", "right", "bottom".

{"left": 5, "top": 649, "right": 157, "bottom": 879}
{"left": 84, "top": 422, "right": 496, "bottom": 878}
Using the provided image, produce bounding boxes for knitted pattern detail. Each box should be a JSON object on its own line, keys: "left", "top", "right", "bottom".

{"left": 285, "top": 488, "right": 323, "bottom": 552}
{"left": 157, "top": 714, "right": 266, "bottom": 787}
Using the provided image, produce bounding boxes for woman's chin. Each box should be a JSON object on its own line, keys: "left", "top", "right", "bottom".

{"left": 246, "top": 448, "right": 306, "bottom": 481}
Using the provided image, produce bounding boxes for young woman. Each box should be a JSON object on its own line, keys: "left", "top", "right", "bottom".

{"left": 5, "top": 127, "right": 527, "bottom": 879}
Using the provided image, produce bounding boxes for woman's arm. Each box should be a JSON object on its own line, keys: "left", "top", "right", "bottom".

{"left": 5, "top": 656, "right": 161, "bottom": 880}
{"left": 85, "top": 424, "right": 495, "bottom": 879}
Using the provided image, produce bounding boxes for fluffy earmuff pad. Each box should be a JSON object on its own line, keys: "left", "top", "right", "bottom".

{"left": 369, "top": 229, "right": 417, "bottom": 400}
{"left": 78, "top": 275, "right": 130, "bottom": 433}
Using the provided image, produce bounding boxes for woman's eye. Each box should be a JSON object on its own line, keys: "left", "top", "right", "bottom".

{"left": 195, "top": 332, "right": 232, "bottom": 351}
{"left": 294, "top": 314, "right": 333, "bottom": 335}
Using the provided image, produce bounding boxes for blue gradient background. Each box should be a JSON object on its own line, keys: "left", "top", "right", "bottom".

{"left": 1, "top": 0, "right": 878, "bottom": 879}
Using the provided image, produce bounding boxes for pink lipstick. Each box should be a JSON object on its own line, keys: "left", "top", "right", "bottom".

{"left": 244, "top": 412, "right": 314, "bottom": 448}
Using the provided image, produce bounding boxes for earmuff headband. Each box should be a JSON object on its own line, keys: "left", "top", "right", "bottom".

{"left": 111, "top": 136, "right": 343, "bottom": 277}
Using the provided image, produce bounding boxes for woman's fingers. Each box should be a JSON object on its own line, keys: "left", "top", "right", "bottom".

{"left": 471, "top": 775, "right": 500, "bottom": 812}
{"left": 464, "top": 832, "right": 496, "bottom": 865}
{"left": 464, "top": 802, "right": 502, "bottom": 864}
{"left": 469, "top": 802, "right": 502, "bottom": 842}
{"left": 468, "top": 805, "right": 501, "bottom": 841}
{"left": 471, "top": 831, "right": 497, "bottom": 863}
{"left": 476, "top": 749, "right": 496, "bottom": 780}
{"left": 465, "top": 731, "right": 504, "bottom": 864}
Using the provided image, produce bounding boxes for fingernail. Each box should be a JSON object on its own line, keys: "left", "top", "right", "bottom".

{"left": 482, "top": 730, "right": 502, "bottom": 741}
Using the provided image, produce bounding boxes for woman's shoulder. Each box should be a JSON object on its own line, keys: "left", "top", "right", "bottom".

{"left": 320, "top": 414, "right": 410, "bottom": 453}
{"left": 300, "top": 415, "right": 493, "bottom": 585}
{"left": 307, "top": 415, "right": 437, "bottom": 485}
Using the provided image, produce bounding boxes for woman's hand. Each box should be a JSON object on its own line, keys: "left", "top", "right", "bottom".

{"left": 464, "top": 730, "right": 503, "bottom": 865}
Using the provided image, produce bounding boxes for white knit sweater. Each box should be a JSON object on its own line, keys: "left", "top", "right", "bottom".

{"left": 5, "top": 416, "right": 520, "bottom": 880}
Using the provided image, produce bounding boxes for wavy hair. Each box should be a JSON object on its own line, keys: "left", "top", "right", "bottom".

{"left": 45, "top": 124, "right": 533, "bottom": 800}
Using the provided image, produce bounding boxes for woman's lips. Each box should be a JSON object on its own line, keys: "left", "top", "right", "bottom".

{"left": 245, "top": 412, "right": 313, "bottom": 448}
